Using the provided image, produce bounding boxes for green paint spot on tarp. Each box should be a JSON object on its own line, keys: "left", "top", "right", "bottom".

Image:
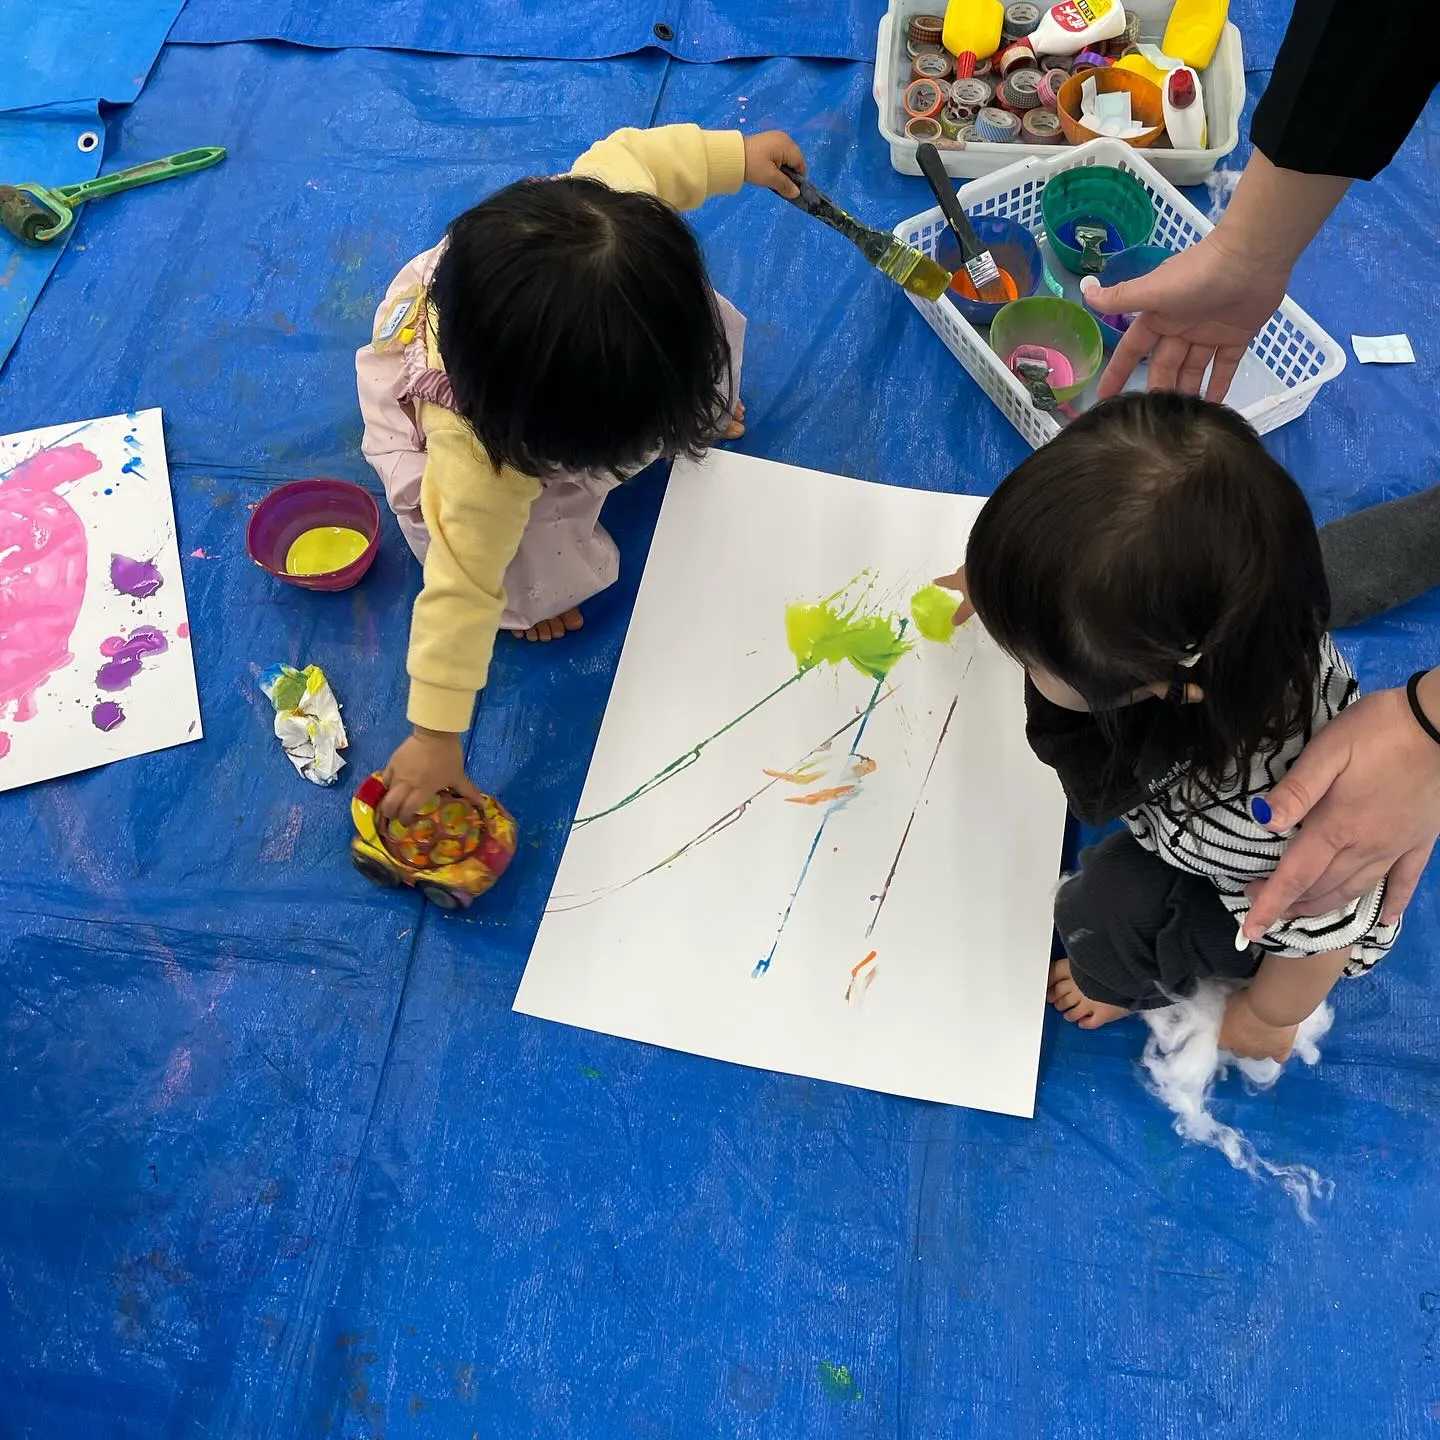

{"left": 577, "top": 1064, "right": 603, "bottom": 1080}
{"left": 785, "top": 587, "right": 910, "bottom": 680}
{"left": 909, "top": 584, "right": 958, "bottom": 643}
{"left": 817, "top": 1360, "right": 862, "bottom": 1402}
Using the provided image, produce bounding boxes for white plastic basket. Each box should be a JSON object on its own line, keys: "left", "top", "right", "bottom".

{"left": 894, "top": 139, "right": 1347, "bottom": 450}
{"left": 875, "top": 0, "right": 1244, "bottom": 184}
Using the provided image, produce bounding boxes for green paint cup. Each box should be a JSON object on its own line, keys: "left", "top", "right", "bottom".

{"left": 1040, "top": 165, "right": 1156, "bottom": 276}
{"left": 989, "top": 296, "right": 1104, "bottom": 405}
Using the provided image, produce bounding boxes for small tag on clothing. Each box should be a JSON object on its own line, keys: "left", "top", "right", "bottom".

{"left": 374, "top": 286, "right": 422, "bottom": 351}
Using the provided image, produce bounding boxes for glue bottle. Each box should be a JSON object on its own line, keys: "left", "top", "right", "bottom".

{"left": 1162, "top": 65, "right": 1207, "bottom": 149}
{"left": 1161, "top": 0, "right": 1228, "bottom": 70}
{"left": 1025, "top": 0, "right": 1127, "bottom": 59}
{"left": 943, "top": 0, "right": 1005, "bottom": 78}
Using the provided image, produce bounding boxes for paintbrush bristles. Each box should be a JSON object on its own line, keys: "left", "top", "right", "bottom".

{"left": 878, "top": 242, "right": 952, "bottom": 302}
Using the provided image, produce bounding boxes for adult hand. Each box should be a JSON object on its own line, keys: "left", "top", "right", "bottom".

{"left": 743, "top": 131, "right": 806, "bottom": 199}
{"left": 1243, "top": 679, "right": 1440, "bottom": 937}
{"left": 1091, "top": 231, "right": 1289, "bottom": 402}
{"left": 381, "top": 727, "right": 483, "bottom": 822}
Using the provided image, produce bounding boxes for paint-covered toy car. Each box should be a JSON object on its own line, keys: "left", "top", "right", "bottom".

{"left": 350, "top": 772, "right": 517, "bottom": 908}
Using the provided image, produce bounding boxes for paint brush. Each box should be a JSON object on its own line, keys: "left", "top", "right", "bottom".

{"left": 914, "top": 143, "right": 1010, "bottom": 305}
{"left": 779, "top": 165, "right": 951, "bottom": 302}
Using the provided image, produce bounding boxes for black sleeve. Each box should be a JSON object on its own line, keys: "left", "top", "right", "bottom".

{"left": 1251, "top": 0, "right": 1439, "bottom": 180}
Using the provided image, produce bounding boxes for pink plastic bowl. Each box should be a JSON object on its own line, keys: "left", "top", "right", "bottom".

{"left": 246, "top": 478, "right": 381, "bottom": 592}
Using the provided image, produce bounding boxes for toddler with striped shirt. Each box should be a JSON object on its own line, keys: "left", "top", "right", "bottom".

{"left": 956, "top": 392, "right": 1399, "bottom": 1064}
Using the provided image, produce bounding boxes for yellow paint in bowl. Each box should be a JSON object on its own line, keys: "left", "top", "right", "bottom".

{"left": 285, "top": 525, "right": 370, "bottom": 577}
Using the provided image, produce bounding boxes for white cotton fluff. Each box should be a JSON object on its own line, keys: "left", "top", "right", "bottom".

{"left": 1140, "top": 982, "right": 1334, "bottom": 1223}
{"left": 1205, "top": 168, "right": 1242, "bottom": 222}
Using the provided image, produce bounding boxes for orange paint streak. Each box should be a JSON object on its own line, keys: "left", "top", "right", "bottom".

{"left": 845, "top": 950, "right": 878, "bottom": 1001}
{"left": 851, "top": 756, "right": 877, "bottom": 778}
{"left": 784, "top": 784, "right": 854, "bottom": 806}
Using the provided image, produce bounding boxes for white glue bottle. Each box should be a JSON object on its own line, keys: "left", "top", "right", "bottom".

{"left": 1026, "top": 0, "right": 1127, "bottom": 57}
{"left": 1162, "top": 65, "right": 1207, "bottom": 149}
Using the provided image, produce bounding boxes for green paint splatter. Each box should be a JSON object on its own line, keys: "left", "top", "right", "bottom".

{"left": 785, "top": 586, "right": 910, "bottom": 680}
{"left": 816, "top": 1361, "right": 862, "bottom": 1402}
{"left": 577, "top": 1064, "right": 603, "bottom": 1080}
{"left": 909, "top": 584, "right": 958, "bottom": 643}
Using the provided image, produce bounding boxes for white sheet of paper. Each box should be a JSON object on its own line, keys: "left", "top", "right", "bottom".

{"left": 516, "top": 451, "right": 1067, "bottom": 1116}
{"left": 0, "top": 409, "right": 201, "bottom": 791}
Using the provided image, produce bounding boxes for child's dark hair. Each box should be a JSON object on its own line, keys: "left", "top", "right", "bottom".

{"left": 965, "top": 392, "right": 1330, "bottom": 795}
{"left": 429, "top": 175, "right": 733, "bottom": 479}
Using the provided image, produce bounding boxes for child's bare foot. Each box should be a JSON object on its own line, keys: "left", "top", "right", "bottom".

{"left": 1048, "top": 957, "right": 1131, "bottom": 1029}
{"left": 723, "top": 399, "right": 746, "bottom": 440}
{"left": 511, "top": 608, "right": 584, "bottom": 642}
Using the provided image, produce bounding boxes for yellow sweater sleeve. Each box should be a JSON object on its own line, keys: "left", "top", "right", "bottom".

{"left": 406, "top": 402, "right": 541, "bottom": 733}
{"left": 570, "top": 124, "right": 745, "bottom": 209}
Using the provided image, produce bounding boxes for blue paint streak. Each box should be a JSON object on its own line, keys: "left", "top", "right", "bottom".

{"left": 120, "top": 457, "right": 144, "bottom": 475}
{"left": 752, "top": 624, "right": 904, "bottom": 980}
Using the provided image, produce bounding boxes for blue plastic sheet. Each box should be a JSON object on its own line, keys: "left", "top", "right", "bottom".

{"left": 1, "top": 0, "right": 184, "bottom": 110}
{"left": 2, "top": 32, "right": 1440, "bottom": 1440}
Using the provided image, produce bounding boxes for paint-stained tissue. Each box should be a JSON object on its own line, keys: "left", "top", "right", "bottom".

{"left": 259, "top": 663, "right": 347, "bottom": 785}
{"left": 0, "top": 410, "right": 201, "bottom": 791}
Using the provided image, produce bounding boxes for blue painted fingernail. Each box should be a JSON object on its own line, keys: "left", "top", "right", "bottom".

{"left": 1250, "top": 795, "right": 1272, "bottom": 825}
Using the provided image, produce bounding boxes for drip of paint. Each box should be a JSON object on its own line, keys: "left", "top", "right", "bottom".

{"left": 285, "top": 526, "right": 369, "bottom": 576}
{"left": 785, "top": 593, "right": 910, "bottom": 680}
{"left": 95, "top": 627, "right": 168, "bottom": 691}
{"left": 909, "top": 584, "right": 959, "bottom": 643}
{"left": 111, "top": 554, "right": 164, "bottom": 598}
{"left": 816, "top": 1362, "right": 862, "bottom": 1403}
{"left": 844, "top": 950, "right": 877, "bottom": 1001}
{"left": 91, "top": 700, "right": 125, "bottom": 731}
{"left": 0, "top": 443, "right": 98, "bottom": 722}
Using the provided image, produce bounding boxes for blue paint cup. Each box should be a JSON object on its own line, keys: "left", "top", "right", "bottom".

{"left": 1082, "top": 244, "right": 1177, "bottom": 347}
{"left": 936, "top": 215, "right": 1045, "bottom": 326}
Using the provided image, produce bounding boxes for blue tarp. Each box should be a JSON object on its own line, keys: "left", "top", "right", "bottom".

{"left": 2, "top": 20, "right": 1440, "bottom": 1440}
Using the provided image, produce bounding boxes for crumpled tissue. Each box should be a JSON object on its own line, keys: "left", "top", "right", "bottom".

{"left": 1080, "top": 74, "right": 1153, "bottom": 140}
{"left": 259, "top": 663, "right": 348, "bottom": 786}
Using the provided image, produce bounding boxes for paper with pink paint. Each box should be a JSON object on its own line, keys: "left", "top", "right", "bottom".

{"left": 0, "top": 409, "right": 201, "bottom": 792}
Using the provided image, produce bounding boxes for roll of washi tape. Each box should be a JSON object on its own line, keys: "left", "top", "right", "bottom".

{"left": 972, "top": 56, "right": 994, "bottom": 77}
{"left": 1036, "top": 67, "right": 1069, "bottom": 108}
{"left": 974, "top": 106, "right": 1022, "bottom": 142}
{"left": 903, "top": 78, "right": 946, "bottom": 119}
{"left": 942, "top": 100, "right": 976, "bottom": 127}
{"left": 955, "top": 122, "right": 980, "bottom": 145}
{"left": 905, "top": 115, "right": 945, "bottom": 142}
{"left": 1075, "top": 48, "right": 1112, "bottom": 69}
{"left": 948, "top": 76, "right": 994, "bottom": 108}
{"left": 912, "top": 49, "right": 954, "bottom": 80}
{"left": 995, "top": 39, "right": 1037, "bottom": 75}
{"left": 1120, "top": 9, "right": 1142, "bottom": 46}
{"left": 908, "top": 12, "right": 945, "bottom": 45}
{"left": 1021, "top": 108, "right": 1064, "bottom": 143}
{"left": 1000, "top": 67, "right": 1044, "bottom": 111}
{"left": 1036, "top": 53, "right": 1071, "bottom": 72}
{"left": 1003, "top": 2, "right": 1042, "bottom": 37}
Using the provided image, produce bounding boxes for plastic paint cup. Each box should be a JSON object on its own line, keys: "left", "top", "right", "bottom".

{"left": 1040, "top": 163, "right": 1156, "bottom": 276}
{"left": 246, "top": 478, "right": 381, "bottom": 592}
{"left": 935, "top": 215, "right": 1045, "bottom": 325}
{"left": 989, "top": 296, "right": 1104, "bottom": 403}
{"left": 1082, "top": 243, "right": 1176, "bottom": 346}
{"left": 1055, "top": 67, "right": 1166, "bottom": 148}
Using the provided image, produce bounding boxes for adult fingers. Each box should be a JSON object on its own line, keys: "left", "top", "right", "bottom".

{"left": 1204, "top": 344, "right": 1245, "bottom": 403}
{"left": 1174, "top": 342, "right": 1215, "bottom": 395}
{"left": 1146, "top": 334, "right": 1196, "bottom": 392}
{"left": 1381, "top": 843, "right": 1435, "bottom": 924}
{"left": 1256, "top": 734, "right": 1348, "bottom": 833}
{"left": 1096, "top": 319, "right": 1153, "bottom": 398}
{"left": 1242, "top": 829, "right": 1339, "bottom": 939}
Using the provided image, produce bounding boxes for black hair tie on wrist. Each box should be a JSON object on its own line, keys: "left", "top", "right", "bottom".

{"left": 1406, "top": 671, "right": 1440, "bottom": 747}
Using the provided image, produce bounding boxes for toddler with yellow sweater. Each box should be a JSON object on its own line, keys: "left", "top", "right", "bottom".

{"left": 357, "top": 125, "right": 807, "bottom": 818}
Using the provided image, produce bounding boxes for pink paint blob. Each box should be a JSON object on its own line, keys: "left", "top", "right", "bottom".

{"left": 95, "top": 626, "right": 167, "bottom": 692}
{"left": 91, "top": 700, "right": 125, "bottom": 731}
{"left": 0, "top": 732, "right": 10, "bottom": 759}
{"left": 189, "top": 548, "right": 211, "bottom": 559}
{"left": 110, "top": 553, "right": 163, "bottom": 598}
{"left": 176, "top": 622, "right": 190, "bottom": 639}
{"left": 0, "top": 443, "right": 99, "bottom": 724}
{"left": 99, "top": 635, "right": 127, "bottom": 656}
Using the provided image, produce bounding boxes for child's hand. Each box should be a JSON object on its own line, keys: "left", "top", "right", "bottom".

{"left": 934, "top": 567, "right": 975, "bottom": 627}
{"left": 381, "top": 728, "right": 483, "bottom": 822}
{"left": 744, "top": 131, "right": 807, "bottom": 199}
{"left": 1218, "top": 989, "right": 1297, "bottom": 1063}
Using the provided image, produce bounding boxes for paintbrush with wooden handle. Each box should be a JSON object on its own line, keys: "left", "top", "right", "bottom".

{"left": 779, "top": 164, "right": 951, "bottom": 302}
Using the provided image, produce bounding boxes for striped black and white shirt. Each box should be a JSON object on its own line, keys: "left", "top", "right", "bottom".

{"left": 1025, "top": 633, "right": 1397, "bottom": 975}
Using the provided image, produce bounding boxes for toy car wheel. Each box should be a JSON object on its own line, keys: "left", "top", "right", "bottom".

{"left": 352, "top": 851, "right": 399, "bottom": 888}
{"left": 420, "top": 883, "right": 462, "bottom": 911}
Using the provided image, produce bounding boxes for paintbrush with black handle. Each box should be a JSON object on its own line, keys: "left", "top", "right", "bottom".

{"left": 915, "top": 142, "right": 1008, "bottom": 304}
{"left": 779, "top": 164, "right": 951, "bottom": 302}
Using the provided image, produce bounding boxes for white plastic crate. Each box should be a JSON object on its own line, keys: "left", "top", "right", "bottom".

{"left": 894, "top": 139, "right": 1347, "bottom": 450}
{"left": 875, "top": 0, "right": 1244, "bottom": 184}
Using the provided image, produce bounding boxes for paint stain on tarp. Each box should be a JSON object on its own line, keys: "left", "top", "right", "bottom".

{"left": 817, "top": 1360, "right": 862, "bottom": 1402}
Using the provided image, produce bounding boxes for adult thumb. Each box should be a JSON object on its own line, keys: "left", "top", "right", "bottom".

{"left": 1252, "top": 737, "right": 1347, "bottom": 832}
{"left": 1082, "top": 276, "right": 1139, "bottom": 313}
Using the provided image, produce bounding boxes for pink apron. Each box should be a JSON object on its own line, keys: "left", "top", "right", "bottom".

{"left": 356, "top": 241, "right": 745, "bottom": 630}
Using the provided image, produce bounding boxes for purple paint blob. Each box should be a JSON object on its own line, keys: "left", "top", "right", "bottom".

{"left": 95, "top": 626, "right": 168, "bottom": 692}
{"left": 110, "top": 553, "right": 164, "bottom": 598}
{"left": 92, "top": 700, "right": 125, "bottom": 731}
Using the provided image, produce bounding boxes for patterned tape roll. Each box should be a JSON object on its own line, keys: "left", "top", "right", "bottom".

{"left": 1021, "top": 108, "right": 1064, "bottom": 143}
{"left": 972, "top": 56, "right": 994, "bottom": 77}
{"left": 1075, "top": 48, "right": 1111, "bottom": 69}
{"left": 973, "top": 106, "right": 1022, "bottom": 142}
{"left": 905, "top": 115, "right": 945, "bottom": 141}
{"left": 942, "top": 100, "right": 977, "bottom": 125}
{"left": 907, "top": 12, "right": 945, "bottom": 44}
{"left": 1036, "top": 53, "right": 1072, "bottom": 71}
{"left": 948, "top": 75, "right": 995, "bottom": 108}
{"left": 1037, "top": 67, "right": 1069, "bottom": 108}
{"left": 1000, "top": 67, "right": 1044, "bottom": 111}
{"left": 912, "top": 49, "right": 953, "bottom": 80}
{"left": 1003, "top": 2, "right": 1041, "bottom": 36}
{"left": 1121, "top": 9, "right": 1142, "bottom": 45}
{"left": 995, "top": 39, "right": 1037, "bottom": 75}
{"left": 904, "top": 78, "right": 946, "bottom": 118}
